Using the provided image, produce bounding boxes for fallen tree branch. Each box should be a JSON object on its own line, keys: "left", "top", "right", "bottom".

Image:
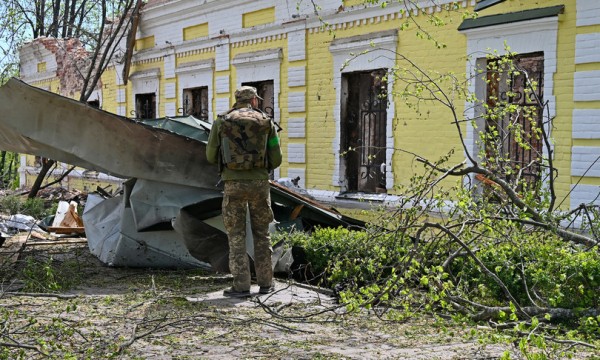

{"left": 449, "top": 295, "right": 600, "bottom": 322}
{"left": 422, "top": 222, "right": 527, "bottom": 317}
{"left": 2, "top": 291, "right": 77, "bottom": 299}
{"left": 415, "top": 159, "right": 599, "bottom": 248}
{"left": 0, "top": 341, "right": 47, "bottom": 356}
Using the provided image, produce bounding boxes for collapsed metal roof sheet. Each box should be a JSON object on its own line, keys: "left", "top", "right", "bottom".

{"left": 0, "top": 77, "right": 364, "bottom": 270}
{"left": 0, "top": 78, "right": 219, "bottom": 188}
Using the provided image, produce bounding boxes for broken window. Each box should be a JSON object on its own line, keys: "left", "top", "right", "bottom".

{"left": 483, "top": 52, "right": 544, "bottom": 193}
{"left": 340, "top": 70, "right": 388, "bottom": 194}
{"left": 182, "top": 86, "right": 209, "bottom": 121}
{"left": 135, "top": 93, "right": 156, "bottom": 119}
{"left": 241, "top": 80, "right": 274, "bottom": 117}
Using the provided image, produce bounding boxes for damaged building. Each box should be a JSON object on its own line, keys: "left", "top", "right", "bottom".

{"left": 6, "top": 0, "right": 600, "bottom": 244}
{"left": 14, "top": 0, "right": 600, "bottom": 213}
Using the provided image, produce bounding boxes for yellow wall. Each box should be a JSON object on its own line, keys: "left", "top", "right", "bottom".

{"left": 20, "top": 0, "right": 586, "bottom": 208}
{"left": 305, "top": 8, "right": 468, "bottom": 191}
{"left": 183, "top": 23, "right": 208, "bottom": 41}
{"left": 553, "top": 1, "right": 577, "bottom": 208}
{"left": 305, "top": 30, "right": 337, "bottom": 190}
{"left": 135, "top": 36, "right": 155, "bottom": 51}
{"left": 100, "top": 69, "right": 119, "bottom": 115}
{"left": 242, "top": 7, "right": 275, "bottom": 28}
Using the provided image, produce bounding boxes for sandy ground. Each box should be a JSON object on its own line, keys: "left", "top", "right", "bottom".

{"left": 0, "top": 237, "right": 580, "bottom": 359}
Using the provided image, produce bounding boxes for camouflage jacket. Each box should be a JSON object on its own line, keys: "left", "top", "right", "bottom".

{"left": 206, "top": 104, "right": 282, "bottom": 181}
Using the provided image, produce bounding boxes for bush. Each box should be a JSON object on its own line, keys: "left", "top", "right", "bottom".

{"left": 275, "top": 226, "right": 412, "bottom": 288}
{"left": 453, "top": 233, "right": 600, "bottom": 309}
{"left": 0, "top": 194, "right": 22, "bottom": 215}
{"left": 0, "top": 195, "right": 54, "bottom": 219}
{"left": 277, "top": 220, "right": 600, "bottom": 317}
{"left": 22, "top": 197, "right": 48, "bottom": 219}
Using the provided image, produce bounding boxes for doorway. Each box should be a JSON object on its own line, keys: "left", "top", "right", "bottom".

{"left": 341, "top": 70, "right": 388, "bottom": 194}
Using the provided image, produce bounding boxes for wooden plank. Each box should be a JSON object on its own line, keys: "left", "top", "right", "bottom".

{"left": 47, "top": 227, "right": 85, "bottom": 234}
{"left": 26, "top": 239, "right": 87, "bottom": 246}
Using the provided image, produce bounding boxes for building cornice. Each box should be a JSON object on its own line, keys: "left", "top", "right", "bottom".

{"left": 230, "top": 20, "right": 305, "bottom": 47}
{"left": 130, "top": 68, "right": 161, "bottom": 80}
{"left": 132, "top": 0, "right": 472, "bottom": 63}
{"left": 20, "top": 73, "right": 55, "bottom": 84}
{"left": 141, "top": 0, "right": 255, "bottom": 28}
{"left": 330, "top": 29, "right": 398, "bottom": 53}
{"left": 232, "top": 48, "right": 282, "bottom": 66}
{"left": 307, "top": 0, "right": 472, "bottom": 33}
{"left": 175, "top": 59, "right": 214, "bottom": 74}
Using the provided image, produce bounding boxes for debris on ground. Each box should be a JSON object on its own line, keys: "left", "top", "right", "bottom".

{"left": 0, "top": 78, "right": 364, "bottom": 275}
{"left": 47, "top": 200, "right": 85, "bottom": 235}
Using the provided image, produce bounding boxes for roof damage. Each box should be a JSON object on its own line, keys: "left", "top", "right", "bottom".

{"left": 0, "top": 78, "right": 364, "bottom": 271}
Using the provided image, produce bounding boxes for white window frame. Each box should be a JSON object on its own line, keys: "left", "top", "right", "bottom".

{"left": 232, "top": 48, "right": 282, "bottom": 179}
{"left": 329, "top": 31, "right": 397, "bottom": 191}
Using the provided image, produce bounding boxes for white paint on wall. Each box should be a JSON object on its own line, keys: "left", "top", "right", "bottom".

{"left": 577, "top": 0, "right": 600, "bottom": 26}
{"left": 575, "top": 33, "right": 600, "bottom": 64}
{"left": 574, "top": 71, "right": 600, "bottom": 101}
{"left": 573, "top": 110, "right": 600, "bottom": 139}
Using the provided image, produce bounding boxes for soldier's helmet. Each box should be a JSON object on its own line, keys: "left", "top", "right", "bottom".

{"left": 235, "top": 86, "right": 263, "bottom": 102}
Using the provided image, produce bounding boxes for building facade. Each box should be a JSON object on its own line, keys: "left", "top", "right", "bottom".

{"left": 17, "top": 0, "right": 600, "bottom": 211}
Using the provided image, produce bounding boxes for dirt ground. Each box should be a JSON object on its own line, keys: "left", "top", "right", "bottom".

{"left": 1, "top": 236, "right": 590, "bottom": 359}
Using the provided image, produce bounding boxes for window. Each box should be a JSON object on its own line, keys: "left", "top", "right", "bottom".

{"left": 182, "top": 87, "right": 208, "bottom": 121}
{"left": 135, "top": 93, "right": 156, "bottom": 119}
{"left": 484, "top": 53, "right": 544, "bottom": 192}
{"left": 241, "top": 80, "right": 274, "bottom": 117}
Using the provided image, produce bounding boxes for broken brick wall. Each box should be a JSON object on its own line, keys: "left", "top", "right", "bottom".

{"left": 27, "top": 37, "right": 99, "bottom": 97}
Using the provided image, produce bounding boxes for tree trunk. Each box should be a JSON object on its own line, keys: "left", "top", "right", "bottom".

{"left": 28, "top": 158, "right": 55, "bottom": 198}
{"left": 0, "top": 151, "right": 6, "bottom": 176}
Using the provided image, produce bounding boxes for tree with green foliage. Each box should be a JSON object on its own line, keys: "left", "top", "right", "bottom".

{"left": 276, "top": 0, "right": 600, "bottom": 356}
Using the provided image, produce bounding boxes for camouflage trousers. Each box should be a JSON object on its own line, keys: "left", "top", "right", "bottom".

{"left": 222, "top": 179, "right": 274, "bottom": 292}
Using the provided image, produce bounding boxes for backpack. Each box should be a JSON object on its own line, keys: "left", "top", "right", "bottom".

{"left": 219, "top": 108, "right": 271, "bottom": 170}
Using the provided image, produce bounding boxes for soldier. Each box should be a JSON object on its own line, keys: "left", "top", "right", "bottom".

{"left": 206, "top": 86, "right": 282, "bottom": 298}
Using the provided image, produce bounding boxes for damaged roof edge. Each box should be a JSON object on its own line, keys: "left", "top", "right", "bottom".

{"left": 0, "top": 78, "right": 220, "bottom": 188}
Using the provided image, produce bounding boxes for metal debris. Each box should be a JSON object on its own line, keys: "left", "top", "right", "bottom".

{"left": 0, "top": 78, "right": 364, "bottom": 271}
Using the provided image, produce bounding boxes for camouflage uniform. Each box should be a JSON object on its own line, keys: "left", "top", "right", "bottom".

{"left": 206, "top": 86, "right": 282, "bottom": 293}
{"left": 222, "top": 180, "right": 273, "bottom": 291}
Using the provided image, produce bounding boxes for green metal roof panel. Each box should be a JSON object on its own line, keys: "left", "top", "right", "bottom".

{"left": 458, "top": 5, "right": 565, "bottom": 31}
{"left": 138, "top": 115, "right": 212, "bottom": 142}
